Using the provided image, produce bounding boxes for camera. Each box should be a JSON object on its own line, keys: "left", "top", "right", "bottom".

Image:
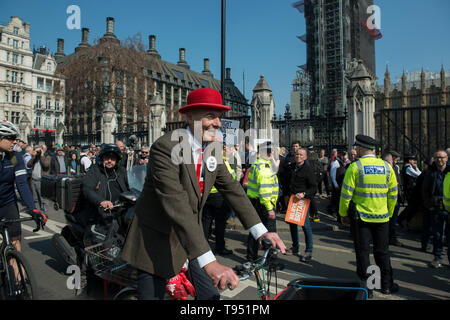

{"left": 127, "top": 135, "right": 137, "bottom": 150}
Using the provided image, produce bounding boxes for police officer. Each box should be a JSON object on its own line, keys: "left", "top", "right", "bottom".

{"left": 339, "top": 135, "right": 399, "bottom": 297}
{"left": 246, "top": 141, "right": 279, "bottom": 261}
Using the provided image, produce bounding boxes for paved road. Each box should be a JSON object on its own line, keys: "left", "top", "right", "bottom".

{"left": 17, "top": 195, "right": 450, "bottom": 300}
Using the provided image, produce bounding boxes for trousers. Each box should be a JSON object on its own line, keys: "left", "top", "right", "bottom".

{"left": 350, "top": 216, "right": 394, "bottom": 290}
{"left": 247, "top": 197, "right": 276, "bottom": 260}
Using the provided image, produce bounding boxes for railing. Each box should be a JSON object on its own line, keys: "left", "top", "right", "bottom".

{"left": 375, "top": 104, "right": 450, "bottom": 166}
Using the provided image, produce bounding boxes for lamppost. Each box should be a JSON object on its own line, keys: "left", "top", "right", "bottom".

{"left": 221, "top": 0, "right": 226, "bottom": 103}
{"left": 284, "top": 103, "right": 292, "bottom": 148}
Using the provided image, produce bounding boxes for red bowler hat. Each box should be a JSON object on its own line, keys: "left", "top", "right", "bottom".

{"left": 178, "top": 88, "right": 230, "bottom": 114}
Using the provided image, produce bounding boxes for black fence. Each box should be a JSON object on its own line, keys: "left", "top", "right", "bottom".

{"left": 28, "top": 130, "right": 56, "bottom": 147}
{"left": 63, "top": 131, "right": 102, "bottom": 146}
{"left": 272, "top": 114, "right": 348, "bottom": 153}
{"left": 375, "top": 104, "right": 450, "bottom": 165}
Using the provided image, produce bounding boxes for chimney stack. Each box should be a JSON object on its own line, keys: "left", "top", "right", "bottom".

{"left": 147, "top": 35, "right": 161, "bottom": 59}
{"left": 177, "top": 48, "right": 190, "bottom": 69}
{"left": 54, "top": 38, "right": 66, "bottom": 60}
{"left": 57, "top": 38, "right": 64, "bottom": 54}
{"left": 226, "top": 68, "right": 231, "bottom": 79}
{"left": 75, "top": 28, "right": 91, "bottom": 52}
{"left": 202, "top": 58, "right": 213, "bottom": 77}
{"left": 82, "top": 28, "right": 89, "bottom": 44}
{"left": 100, "top": 17, "right": 119, "bottom": 44}
{"left": 106, "top": 17, "right": 115, "bottom": 34}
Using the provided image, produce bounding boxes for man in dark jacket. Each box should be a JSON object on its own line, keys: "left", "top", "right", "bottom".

{"left": 420, "top": 150, "right": 449, "bottom": 268}
{"left": 50, "top": 147, "right": 68, "bottom": 175}
{"left": 83, "top": 144, "right": 130, "bottom": 226}
{"left": 285, "top": 148, "right": 316, "bottom": 262}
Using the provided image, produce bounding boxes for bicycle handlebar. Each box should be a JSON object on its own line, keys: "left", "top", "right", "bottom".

{"left": 0, "top": 210, "right": 43, "bottom": 233}
{"left": 233, "top": 239, "right": 282, "bottom": 281}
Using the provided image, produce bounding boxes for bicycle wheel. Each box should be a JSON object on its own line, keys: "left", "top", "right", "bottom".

{"left": 2, "top": 250, "right": 39, "bottom": 300}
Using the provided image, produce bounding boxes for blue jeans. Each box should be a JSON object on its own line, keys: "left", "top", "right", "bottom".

{"left": 288, "top": 207, "right": 313, "bottom": 253}
{"left": 431, "top": 211, "right": 447, "bottom": 260}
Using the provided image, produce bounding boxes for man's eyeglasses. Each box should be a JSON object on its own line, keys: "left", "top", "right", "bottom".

{"left": 141, "top": 151, "right": 149, "bottom": 154}
{"left": 435, "top": 156, "right": 447, "bottom": 159}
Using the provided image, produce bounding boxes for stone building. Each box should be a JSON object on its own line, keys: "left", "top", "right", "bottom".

{"left": 56, "top": 17, "right": 249, "bottom": 146}
{"left": 374, "top": 66, "right": 450, "bottom": 158}
{"left": 0, "top": 16, "right": 65, "bottom": 145}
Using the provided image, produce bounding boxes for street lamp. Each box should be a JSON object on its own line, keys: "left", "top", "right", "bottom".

{"left": 284, "top": 103, "right": 292, "bottom": 147}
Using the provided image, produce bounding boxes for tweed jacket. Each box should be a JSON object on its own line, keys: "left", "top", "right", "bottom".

{"left": 121, "top": 130, "right": 261, "bottom": 278}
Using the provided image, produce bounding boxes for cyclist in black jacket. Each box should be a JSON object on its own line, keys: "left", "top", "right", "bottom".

{"left": 0, "top": 121, "right": 47, "bottom": 252}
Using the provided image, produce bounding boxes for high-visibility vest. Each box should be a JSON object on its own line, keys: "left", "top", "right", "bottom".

{"left": 444, "top": 172, "right": 450, "bottom": 212}
{"left": 210, "top": 157, "right": 237, "bottom": 194}
{"left": 339, "top": 155, "right": 398, "bottom": 223}
{"left": 246, "top": 157, "right": 279, "bottom": 211}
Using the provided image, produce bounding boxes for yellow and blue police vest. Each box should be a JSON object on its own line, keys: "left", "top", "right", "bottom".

{"left": 339, "top": 155, "right": 398, "bottom": 223}
{"left": 210, "top": 157, "right": 237, "bottom": 194}
{"left": 246, "top": 157, "right": 279, "bottom": 211}
{"left": 443, "top": 172, "right": 450, "bottom": 212}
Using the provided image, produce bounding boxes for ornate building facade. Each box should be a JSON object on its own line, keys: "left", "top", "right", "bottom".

{"left": 56, "top": 17, "right": 249, "bottom": 146}
{"left": 0, "top": 16, "right": 65, "bottom": 145}
{"left": 375, "top": 66, "right": 450, "bottom": 160}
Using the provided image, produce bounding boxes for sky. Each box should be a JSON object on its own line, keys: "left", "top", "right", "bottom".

{"left": 1, "top": 0, "right": 449, "bottom": 115}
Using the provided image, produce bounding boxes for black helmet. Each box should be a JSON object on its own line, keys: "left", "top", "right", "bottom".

{"left": 98, "top": 144, "right": 122, "bottom": 162}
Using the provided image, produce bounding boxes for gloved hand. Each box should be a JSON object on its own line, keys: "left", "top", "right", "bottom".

{"left": 165, "top": 268, "right": 196, "bottom": 300}
{"left": 32, "top": 209, "right": 47, "bottom": 231}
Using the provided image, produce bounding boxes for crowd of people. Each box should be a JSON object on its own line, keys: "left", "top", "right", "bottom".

{"left": 2, "top": 88, "right": 449, "bottom": 300}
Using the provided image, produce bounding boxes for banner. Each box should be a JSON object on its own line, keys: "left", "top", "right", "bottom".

{"left": 285, "top": 195, "right": 310, "bottom": 226}
{"left": 220, "top": 119, "right": 240, "bottom": 145}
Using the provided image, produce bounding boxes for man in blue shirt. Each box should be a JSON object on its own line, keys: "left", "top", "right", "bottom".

{"left": 0, "top": 120, "right": 47, "bottom": 252}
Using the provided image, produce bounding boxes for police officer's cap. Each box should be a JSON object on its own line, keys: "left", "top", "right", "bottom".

{"left": 354, "top": 134, "right": 378, "bottom": 150}
{"left": 404, "top": 153, "right": 417, "bottom": 161}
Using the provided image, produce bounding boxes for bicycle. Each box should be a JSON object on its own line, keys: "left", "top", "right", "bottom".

{"left": 233, "top": 238, "right": 368, "bottom": 300}
{"left": 0, "top": 210, "right": 43, "bottom": 300}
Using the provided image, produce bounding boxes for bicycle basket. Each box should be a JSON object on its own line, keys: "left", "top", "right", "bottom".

{"left": 84, "top": 242, "right": 137, "bottom": 287}
{"left": 84, "top": 242, "right": 123, "bottom": 273}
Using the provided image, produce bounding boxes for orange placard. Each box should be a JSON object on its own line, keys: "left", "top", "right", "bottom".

{"left": 285, "top": 195, "right": 310, "bottom": 226}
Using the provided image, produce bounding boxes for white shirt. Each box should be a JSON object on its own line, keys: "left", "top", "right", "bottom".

{"left": 330, "top": 158, "right": 341, "bottom": 188}
{"left": 185, "top": 127, "right": 268, "bottom": 268}
{"left": 80, "top": 153, "right": 92, "bottom": 171}
{"left": 405, "top": 164, "right": 421, "bottom": 178}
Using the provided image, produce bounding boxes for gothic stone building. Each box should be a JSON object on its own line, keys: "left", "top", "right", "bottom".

{"left": 375, "top": 66, "right": 450, "bottom": 161}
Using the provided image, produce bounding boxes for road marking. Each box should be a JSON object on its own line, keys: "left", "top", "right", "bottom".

{"left": 19, "top": 213, "right": 66, "bottom": 240}
{"left": 22, "top": 224, "right": 54, "bottom": 240}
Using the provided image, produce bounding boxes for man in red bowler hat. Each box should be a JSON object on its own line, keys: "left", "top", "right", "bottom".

{"left": 121, "top": 88, "right": 286, "bottom": 300}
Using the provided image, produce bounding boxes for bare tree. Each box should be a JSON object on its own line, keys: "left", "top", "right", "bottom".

{"left": 55, "top": 33, "right": 158, "bottom": 137}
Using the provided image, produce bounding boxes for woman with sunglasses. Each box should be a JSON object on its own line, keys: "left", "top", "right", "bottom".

{"left": 0, "top": 120, "right": 47, "bottom": 252}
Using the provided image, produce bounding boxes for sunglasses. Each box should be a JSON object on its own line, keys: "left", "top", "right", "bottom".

{"left": 141, "top": 151, "right": 149, "bottom": 154}
{"left": 3, "top": 135, "right": 18, "bottom": 141}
